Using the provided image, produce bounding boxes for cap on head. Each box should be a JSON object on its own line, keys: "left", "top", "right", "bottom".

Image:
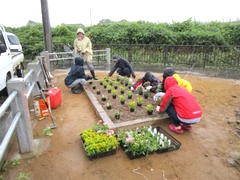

{"left": 163, "top": 67, "right": 175, "bottom": 78}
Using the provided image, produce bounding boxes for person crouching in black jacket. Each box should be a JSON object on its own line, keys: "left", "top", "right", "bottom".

{"left": 108, "top": 54, "right": 136, "bottom": 79}
{"left": 64, "top": 56, "right": 92, "bottom": 94}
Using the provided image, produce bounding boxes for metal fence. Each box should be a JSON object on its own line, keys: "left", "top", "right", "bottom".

{"left": 93, "top": 44, "right": 240, "bottom": 69}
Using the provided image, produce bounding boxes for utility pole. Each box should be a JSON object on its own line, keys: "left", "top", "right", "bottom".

{"left": 40, "top": 0, "right": 53, "bottom": 53}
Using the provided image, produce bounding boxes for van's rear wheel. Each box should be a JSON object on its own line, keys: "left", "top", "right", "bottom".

{"left": 16, "top": 62, "right": 24, "bottom": 77}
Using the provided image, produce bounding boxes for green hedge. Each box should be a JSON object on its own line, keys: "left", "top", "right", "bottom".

{"left": 5, "top": 19, "right": 240, "bottom": 59}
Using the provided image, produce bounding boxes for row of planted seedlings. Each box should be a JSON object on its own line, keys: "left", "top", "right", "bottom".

{"left": 88, "top": 75, "right": 162, "bottom": 120}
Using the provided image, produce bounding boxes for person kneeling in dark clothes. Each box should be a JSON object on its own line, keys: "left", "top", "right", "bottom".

{"left": 108, "top": 54, "right": 136, "bottom": 79}
{"left": 64, "top": 56, "right": 92, "bottom": 94}
{"left": 131, "top": 71, "right": 161, "bottom": 93}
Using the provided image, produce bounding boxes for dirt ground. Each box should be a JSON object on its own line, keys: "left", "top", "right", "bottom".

{"left": 2, "top": 70, "right": 240, "bottom": 180}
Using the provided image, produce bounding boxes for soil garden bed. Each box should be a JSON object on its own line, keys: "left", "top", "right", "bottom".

{"left": 85, "top": 76, "right": 159, "bottom": 123}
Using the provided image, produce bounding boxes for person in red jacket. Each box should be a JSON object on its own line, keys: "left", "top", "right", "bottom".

{"left": 156, "top": 76, "right": 202, "bottom": 134}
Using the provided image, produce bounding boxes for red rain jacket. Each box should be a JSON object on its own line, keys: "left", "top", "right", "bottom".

{"left": 159, "top": 77, "right": 202, "bottom": 120}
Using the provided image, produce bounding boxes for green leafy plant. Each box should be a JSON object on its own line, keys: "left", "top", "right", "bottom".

{"left": 16, "top": 172, "right": 30, "bottom": 180}
{"left": 80, "top": 120, "right": 119, "bottom": 155}
{"left": 114, "top": 111, "right": 121, "bottom": 119}
{"left": 138, "top": 86, "right": 143, "bottom": 95}
{"left": 120, "top": 86, "right": 125, "bottom": 94}
{"left": 116, "top": 75, "right": 120, "bottom": 82}
{"left": 127, "top": 90, "right": 133, "bottom": 99}
{"left": 128, "top": 101, "right": 136, "bottom": 111}
{"left": 43, "top": 126, "right": 53, "bottom": 136}
{"left": 103, "top": 81, "right": 108, "bottom": 88}
{"left": 137, "top": 97, "right": 143, "bottom": 106}
{"left": 113, "top": 81, "right": 119, "bottom": 89}
{"left": 146, "top": 104, "right": 153, "bottom": 114}
{"left": 119, "top": 95, "right": 125, "bottom": 104}
{"left": 99, "top": 79, "right": 103, "bottom": 85}
{"left": 111, "top": 89, "right": 117, "bottom": 98}
{"left": 107, "top": 85, "right": 112, "bottom": 92}
{"left": 118, "top": 126, "right": 163, "bottom": 156}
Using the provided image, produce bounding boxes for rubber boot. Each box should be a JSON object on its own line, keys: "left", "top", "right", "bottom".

{"left": 71, "top": 84, "right": 82, "bottom": 94}
{"left": 90, "top": 70, "right": 98, "bottom": 80}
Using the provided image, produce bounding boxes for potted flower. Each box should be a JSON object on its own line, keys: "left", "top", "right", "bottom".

{"left": 80, "top": 120, "right": 119, "bottom": 160}
{"left": 92, "top": 85, "right": 96, "bottom": 90}
{"left": 119, "top": 95, "right": 125, "bottom": 105}
{"left": 114, "top": 111, "right": 121, "bottom": 120}
{"left": 136, "top": 97, "right": 143, "bottom": 107}
{"left": 111, "top": 89, "right": 117, "bottom": 99}
{"left": 107, "top": 85, "right": 112, "bottom": 93}
{"left": 128, "top": 101, "right": 136, "bottom": 112}
{"left": 113, "top": 81, "right": 119, "bottom": 89}
{"left": 146, "top": 104, "right": 153, "bottom": 115}
{"left": 102, "top": 94, "right": 107, "bottom": 101}
{"left": 89, "top": 80, "right": 93, "bottom": 85}
{"left": 127, "top": 90, "right": 133, "bottom": 99}
{"left": 120, "top": 86, "right": 125, "bottom": 94}
{"left": 96, "top": 89, "right": 101, "bottom": 95}
{"left": 106, "top": 102, "right": 112, "bottom": 110}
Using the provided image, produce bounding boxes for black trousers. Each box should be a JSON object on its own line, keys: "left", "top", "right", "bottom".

{"left": 117, "top": 68, "right": 130, "bottom": 77}
{"left": 165, "top": 104, "right": 181, "bottom": 126}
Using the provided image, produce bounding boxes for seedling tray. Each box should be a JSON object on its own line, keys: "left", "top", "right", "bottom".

{"left": 80, "top": 137, "right": 117, "bottom": 161}
{"left": 155, "top": 126, "right": 181, "bottom": 154}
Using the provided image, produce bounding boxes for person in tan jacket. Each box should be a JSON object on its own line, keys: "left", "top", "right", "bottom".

{"left": 73, "top": 28, "right": 98, "bottom": 80}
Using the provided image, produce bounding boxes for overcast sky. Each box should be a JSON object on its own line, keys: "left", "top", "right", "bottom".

{"left": 1, "top": 0, "right": 239, "bottom": 27}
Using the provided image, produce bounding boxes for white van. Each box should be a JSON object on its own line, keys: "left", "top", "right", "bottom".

{"left": 6, "top": 32, "right": 22, "bottom": 56}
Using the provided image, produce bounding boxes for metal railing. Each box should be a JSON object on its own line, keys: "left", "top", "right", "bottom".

{"left": 40, "top": 48, "right": 111, "bottom": 71}
{"left": 0, "top": 58, "right": 47, "bottom": 166}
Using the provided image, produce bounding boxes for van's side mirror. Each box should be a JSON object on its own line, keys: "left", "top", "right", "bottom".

{"left": 0, "top": 43, "right": 7, "bottom": 53}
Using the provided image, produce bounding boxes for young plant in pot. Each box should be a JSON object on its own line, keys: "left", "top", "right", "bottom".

{"left": 127, "top": 90, "right": 133, "bottom": 99}
{"left": 114, "top": 110, "right": 121, "bottom": 120}
{"left": 120, "top": 86, "right": 125, "bottom": 94}
{"left": 116, "top": 75, "right": 120, "bottom": 82}
{"left": 111, "top": 89, "right": 117, "bottom": 99}
{"left": 99, "top": 79, "right": 103, "bottom": 85}
{"left": 113, "top": 81, "right": 119, "bottom": 89}
{"left": 138, "top": 86, "right": 143, "bottom": 95}
{"left": 89, "top": 80, "right": 93, "bottom": 85}
{"left": 92, "top": 85, "right": 96, "bottom": 90}
{"left": 109, "top": 79, "right": 113, "bottom": 86}
{"left": 106, "top": 102, "right": 112, "bottom": 110}
{"left": 119, "top": 95, "right": 125, "bottom": 105}
{"left": 96, "top": 89, "right": 101, "bottom": 95}
{"left": 107, "top": 85, "right": 112, "bottom": 93}
{"left": 102, "top": 94, "right": 107, "bottom": 101}
{"left": 124, "top": 78, "right": 129, "bottom": 86}
{"left": 146, "top": 104, "right": 153, "bottom": 115}
{"left": 137, "top": 97, "right": 143, "bottom": 107}
{"left": 143, "top": 90, "right": 149, "bottom": 99}
{"left": 103, "top": 81, "right": 108, "bottom": 89}
{"left": 128, "top": 101, "right": 136, "bottom": 112}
